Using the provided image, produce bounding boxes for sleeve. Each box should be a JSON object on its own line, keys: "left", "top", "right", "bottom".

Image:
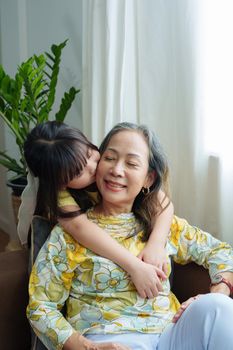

{"left": 169, "top": 215, "right": 233, "bottom": 281}
{"left": 27, "top": 226, "right": 78, "bottom": 350}
{"left": 58, "top": 190, "right": 78, "bottom": 207}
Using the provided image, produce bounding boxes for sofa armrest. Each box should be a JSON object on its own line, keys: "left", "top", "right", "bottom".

{"left": 0, "top": 249, "right": 31, "bottom": 350}
{"left": 172, "top": 262, "right": 211, "bottom": 303}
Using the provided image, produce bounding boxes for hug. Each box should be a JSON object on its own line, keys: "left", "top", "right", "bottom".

{"left": 23, "top": 121, "right": 233, "bottom": 350}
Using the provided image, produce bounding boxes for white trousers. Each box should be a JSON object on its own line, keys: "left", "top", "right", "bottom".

{"left": 86, "top": 293, "right": 233, "bottom": 350}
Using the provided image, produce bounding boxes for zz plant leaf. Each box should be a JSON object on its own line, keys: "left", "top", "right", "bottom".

{"left": 0, "top": 39, "right": 80, "bottom": 178}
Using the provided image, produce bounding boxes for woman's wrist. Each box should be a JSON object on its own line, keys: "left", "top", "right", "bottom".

{"left": 210, "top": 282, "right": 232, "bottom": 296}
{"left": 210, "top": 275, "right": 233, "bottom": 297}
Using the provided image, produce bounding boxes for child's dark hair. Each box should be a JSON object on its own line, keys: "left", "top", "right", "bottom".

{"left": 24, "top": 121, "right": 98, "bottom": 223}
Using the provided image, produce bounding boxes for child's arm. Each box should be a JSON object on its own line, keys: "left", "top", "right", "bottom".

{"left": 137, "top": 190, "right": 174, "bottom": 274}
{"left": 59, "top": 205, "right": 166, "bottom": 299}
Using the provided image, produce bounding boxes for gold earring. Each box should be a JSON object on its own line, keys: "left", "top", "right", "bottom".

{"left": 142, "top": 187, "right": 150, "bottom": 195}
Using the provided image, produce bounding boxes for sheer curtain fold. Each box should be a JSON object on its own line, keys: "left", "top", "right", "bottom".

{"left": 82, "top": 0, "right": 233, "bottom": 245}
{"left": 83, "top": 0, "right": 143, "bottom": 145}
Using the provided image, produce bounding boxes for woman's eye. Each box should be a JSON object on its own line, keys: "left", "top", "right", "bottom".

{"left": 127, "top": 162, "right": 138, "bottom": 167}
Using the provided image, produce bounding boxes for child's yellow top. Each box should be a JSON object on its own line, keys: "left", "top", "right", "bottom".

{"left": 58, "top": 190, "right": 99, "bottom": 207}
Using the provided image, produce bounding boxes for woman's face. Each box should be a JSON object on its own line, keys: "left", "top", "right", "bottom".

{"left": 96, "top": 130, "right": 154, "bottom": 212}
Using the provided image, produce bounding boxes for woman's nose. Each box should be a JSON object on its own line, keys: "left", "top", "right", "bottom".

{"left": 110, "top": 162, "right": 124, "bottom": 177}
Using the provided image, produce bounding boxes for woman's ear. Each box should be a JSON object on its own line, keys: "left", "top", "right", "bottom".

{"left": 144, "top": 171, "right": 156, "bottom": 189}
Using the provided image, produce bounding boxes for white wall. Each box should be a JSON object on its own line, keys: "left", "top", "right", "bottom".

{"left": 0, "top": 0, "right": 83, "bottom": 239}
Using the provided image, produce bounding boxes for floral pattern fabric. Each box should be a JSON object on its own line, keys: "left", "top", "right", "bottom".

{"left": 27, "top": 212, "right": 233, "bottom": 350}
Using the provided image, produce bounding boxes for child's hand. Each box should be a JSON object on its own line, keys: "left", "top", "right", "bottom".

{"left": 137, "top": 245, "right": 168, "bottom": 276}
{"left": 128, "top": 259, "right": 167, "bottom": 299}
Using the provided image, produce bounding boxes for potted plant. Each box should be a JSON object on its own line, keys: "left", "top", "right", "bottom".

{"left": 0, "top": 40, "right": 80, "bottom": 222}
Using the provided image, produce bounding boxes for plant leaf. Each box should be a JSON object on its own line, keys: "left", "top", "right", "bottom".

{"left": 55, "top": 87, "right": 80, "bottom": 122}
{"left": 0, "top": 151, "right": 25, "bottom": 175}
{"left": 0, "top": 39, "right": 80, "bottom": 177}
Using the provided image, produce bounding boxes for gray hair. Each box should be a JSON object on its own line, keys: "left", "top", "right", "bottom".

{"left": 99, "top": 122, "right": 170, "bottom": 241}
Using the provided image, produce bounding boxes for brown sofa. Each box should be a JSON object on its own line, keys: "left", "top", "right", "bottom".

{"left": 0, "top": 249, "right": 31, "bottom": 350}
{"left": 0, "top": 248, "right": 210, "bottom": 350}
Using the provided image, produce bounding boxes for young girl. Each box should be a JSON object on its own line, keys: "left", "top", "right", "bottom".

{"left": 20, "top": 120, "right": 173, "bottom": 299}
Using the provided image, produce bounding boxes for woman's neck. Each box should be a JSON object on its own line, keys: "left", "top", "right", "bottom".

{"left": 95, "top": 201, "right": 133, "bottom": 216}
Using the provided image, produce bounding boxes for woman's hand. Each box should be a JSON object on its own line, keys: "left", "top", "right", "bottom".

{"left": 83, "top": 340, "right": 132, "bottom": 350}
{"left": 64, "top": 333, "right": 132, "bottom": 350}
{"left": 137, "top": 245, "right": 168, "bottom": 275}
{"left": 172, "top": 295, "right": 201, "bottom": 323}
{"left": 128, "top": 259, "right": 167, "bottom": 299}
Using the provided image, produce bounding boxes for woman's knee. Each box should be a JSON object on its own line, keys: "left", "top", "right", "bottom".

{"left": 158, "top": 294, "right": 233, "bottom": 350}
{"left": 195, "top": 293, "right": 233, "bottom": 311}
{"left": 188, "top": 292, "right": 233, "bottom": 323}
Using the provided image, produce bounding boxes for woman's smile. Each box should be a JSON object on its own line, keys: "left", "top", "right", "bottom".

{"left": 104, "top": 179, "right": 127, "bottom": 192}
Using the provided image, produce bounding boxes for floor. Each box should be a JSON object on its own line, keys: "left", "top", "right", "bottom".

{"left": 0, "top": 228, "right": 22, "bottom": 252}
{"left": 0, "top": 228, "right": 10, "bottom": 252}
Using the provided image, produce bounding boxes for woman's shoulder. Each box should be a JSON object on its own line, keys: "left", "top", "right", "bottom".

{"left": 45, "top": 223, "right": 83, "bottom": 255}
{"left": 170, "top": 215, "right": 189, "bottom": 231}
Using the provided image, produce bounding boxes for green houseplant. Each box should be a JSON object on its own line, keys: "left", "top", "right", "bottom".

{"left": 0, "top": 39, "right": 80, "bottom": 196}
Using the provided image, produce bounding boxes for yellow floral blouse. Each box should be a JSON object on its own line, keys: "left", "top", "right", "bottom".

{"left": 27, "top": 211, "right": 233, "bottom": 350}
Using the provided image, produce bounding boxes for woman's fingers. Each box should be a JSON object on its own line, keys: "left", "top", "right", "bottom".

{"left": 81, "top": 338, "right": 132, "bottom": 350}
{"left": 172, "top": 295, "right": 202, "bottom": 322}
{"left": 96, "top": 342, "right": 132, "bottom": 349}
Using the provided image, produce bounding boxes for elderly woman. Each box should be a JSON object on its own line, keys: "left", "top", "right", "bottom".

{"left": 27, "top": 122, "right": 233, "bottom": 350}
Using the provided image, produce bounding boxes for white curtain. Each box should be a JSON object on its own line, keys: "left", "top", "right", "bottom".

{"left": 82, "top": 0, "right": 233, "bottom": 245}
{"left": 200, "top": 0, "right": 233, "bottom": 245}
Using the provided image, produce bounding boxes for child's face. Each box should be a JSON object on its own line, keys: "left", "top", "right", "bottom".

{"left": 67, "top": 148, "right": 100, "bottom": 189}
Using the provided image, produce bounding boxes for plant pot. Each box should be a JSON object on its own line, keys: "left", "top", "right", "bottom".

{"left": 7, "top": 176, "right": 27, "bottom": 196}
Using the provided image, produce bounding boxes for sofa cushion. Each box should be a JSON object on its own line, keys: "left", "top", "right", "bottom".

{"left": 30, "top": 215, "right": 54, "bottom": 267}
{"left": 0, "top": 249, "right": 31, "bottom": 350}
